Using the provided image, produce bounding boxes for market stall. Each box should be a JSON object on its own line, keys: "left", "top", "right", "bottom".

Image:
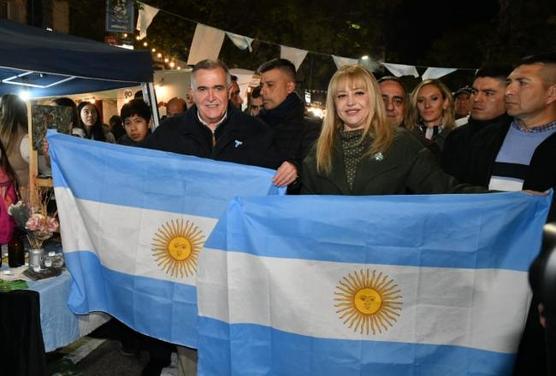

{"left": 0, "top": 19, "right": 155, "bottom": 373}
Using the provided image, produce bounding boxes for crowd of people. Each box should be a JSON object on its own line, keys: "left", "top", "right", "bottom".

{"left": 0, "top": 52, "right": 555, "bottom": 375}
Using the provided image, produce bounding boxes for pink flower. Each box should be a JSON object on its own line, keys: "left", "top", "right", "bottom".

{"left": 26, "top": 213, "right": 46, "bottom": 231}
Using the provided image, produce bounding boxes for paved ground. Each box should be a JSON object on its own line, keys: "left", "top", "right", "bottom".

{"left": 47, "top": 323, "right": 179, "bottom": 376}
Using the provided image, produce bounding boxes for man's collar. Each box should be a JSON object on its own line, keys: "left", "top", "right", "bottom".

{"left": 512, "top": 118, "right": 556, "bottom": 133}
{"left": 196, "top": 109, "right": 228, "bottom": 130}
{"left": 260, "top": 93, "right": 303, "bottom": 120}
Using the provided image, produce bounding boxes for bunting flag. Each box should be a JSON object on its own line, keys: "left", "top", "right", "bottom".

{"left": 382, "top": 62, "right": 420, "bottom": 78}
{"left": 332, "top": 55, "right": 359, "bottom": 69}
{"left": 49, "top": 133, "right": 284, "bottom": 348}
{"left": 225, "top": 32, "right": 254, "bottom": 52}
{"left": 280, "top": 45, "right": 308, "bottom": 71}
{"left": 187, "top": 23, "right": 226, "bottom": 65}
{"left": 128, "top": 3, "right": 477, "bottom": 78}
{"left": 197, "top": 193, "right": 550, "bottom": 375}
{"left": 421, "top": 67, "right": 458, "bottom": 80}
{"left": 136, "top": 1, "right": 159, "bottom": 40}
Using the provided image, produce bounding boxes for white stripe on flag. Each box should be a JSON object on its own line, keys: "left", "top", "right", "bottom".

{"left": 56, "top": 187, "right": 218, "bottom": 284}
{"left": 198, "top": 248, "right": 531, "bottom": 354}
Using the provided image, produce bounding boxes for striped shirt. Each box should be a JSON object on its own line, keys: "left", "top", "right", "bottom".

{"left": 489, "top": 120, "right": 556, "bottom": 191}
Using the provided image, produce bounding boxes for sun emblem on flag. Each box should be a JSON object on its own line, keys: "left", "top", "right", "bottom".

{"left": 151, "top": 219, "right": 205, "bottom": 278}
{"left": 334, "top": 269, "right": 402, "bottom": 335}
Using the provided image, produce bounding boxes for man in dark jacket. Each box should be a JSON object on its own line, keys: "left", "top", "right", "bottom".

{"left": 145, "top": 58, "right": 294, "bottom": 375}
{"left": 441, "top": 65, "right": 513, "bottom": 181}
{"left": 462, "top": 54, "right": 556, "bottom": 219}
{"left": 146, "top": 59, "right": 291, "bottom": 179}
{"left": 455, "top": 53, "right": 556, "bottom": 376}
{"left": 257, "top": 58, "right": 321, "bottom": 192}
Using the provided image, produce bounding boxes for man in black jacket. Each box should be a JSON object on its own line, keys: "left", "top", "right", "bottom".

{"left": 441, "top": 65, "right": 513, "bottom": 181}
{"left": 145, "top": 59, "right": 296, "bottom": 375}
{"left": 462, "top": 54, "right": 556, "bottom": 218}
{"left": 146, "top": 59, "right": 294, "bottom": 185}
{"left": 257, "top": 58, "right": 321, "bottom": 192}
{"left": 454, "top": 53, "right": 556, "bottom": 376}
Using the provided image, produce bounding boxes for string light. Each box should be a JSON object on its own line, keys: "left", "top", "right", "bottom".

{"left": 157, "top": 52, "right": 162, "bottom": 58}
{"left": 143, "top": 41, "right": 148, "bottom": 47}
{"left": 164, "top": 58, "right": 169, "bottom": 63}
{"left": 123, "top": 33, "right": 128, "bottom": 38}
{"left": 151, "top": 48, "right": 156, "bottom": 52}
{"left": 169, "top": 61, "right": 175, "bottom": 68}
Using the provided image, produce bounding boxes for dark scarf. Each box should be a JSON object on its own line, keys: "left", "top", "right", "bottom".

{"left": 466, "top": 113, "right": 512, "bottom": 134}
{"left": 258, "top": 93, "right": 304, "bottom": 127}
{"left": 339, "top": 128, "right": 368, "bottom": 189}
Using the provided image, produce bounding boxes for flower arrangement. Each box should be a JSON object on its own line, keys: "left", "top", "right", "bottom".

{"left": 8, "top": 187, "right": 59, "bottom": 249}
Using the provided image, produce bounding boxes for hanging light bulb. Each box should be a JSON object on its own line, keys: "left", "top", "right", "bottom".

{"left": 164, "top": 58, "right": 169, "bottom": 63}
{"left": 151, "top": 48, "right": 156, "bottom": 53}
{"left": 143, "top": 41, "right": 148, "bottom": 47}
{"left": 169, "top": 61, "right": 176, "bottom": 68}
{"left": 157, "top": 52, "right": 162, "bottom": 58}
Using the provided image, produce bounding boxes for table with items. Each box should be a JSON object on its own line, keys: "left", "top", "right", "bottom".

{"left": 0, "top": 242, "right": 109, "bottom": 352}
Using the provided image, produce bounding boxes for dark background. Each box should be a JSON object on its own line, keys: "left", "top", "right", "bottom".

{"left": 29, "top": 0, "right": 556, "bottom": 94}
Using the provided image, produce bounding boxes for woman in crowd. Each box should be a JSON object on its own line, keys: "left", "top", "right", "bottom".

{"left": 0, "top": 140, "right": 17, "bottom": 245}
{"left": 405, "top": 79, "right": 456, "bottom": 151}
{"left": 118, "top": 99, "right": 152, "bottom": 147}
{"left": 0, "top": 94, "right": 30, "bottom": 197}
{"left": 301, "top": 65, "right": 481, "bottom": 195}
{"left": 76, "top": 101, "right": 114, "bottom": 142}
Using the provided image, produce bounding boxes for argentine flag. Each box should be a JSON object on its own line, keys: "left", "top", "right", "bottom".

{"left": 198, "top": 193, "right": 550, "bottom": 375}
{"left": 49, "top": 134, "right": 283, "bottom": 348}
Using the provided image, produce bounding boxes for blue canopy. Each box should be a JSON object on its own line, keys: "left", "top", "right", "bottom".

{"left": 0, "top": 19, "right": 153, "bottom": 97}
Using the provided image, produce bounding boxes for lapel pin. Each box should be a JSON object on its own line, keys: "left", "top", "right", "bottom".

{"left": 373, "top": 152, "right": 384, "bottom": 161}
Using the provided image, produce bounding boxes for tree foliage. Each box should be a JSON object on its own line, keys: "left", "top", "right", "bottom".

{"left": 69, "top": 0, "right": 555, "bottom": 91}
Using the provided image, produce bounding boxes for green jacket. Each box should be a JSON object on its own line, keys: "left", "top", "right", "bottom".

{"left": 301, "top": 128, "right": 484, "bottom": 195}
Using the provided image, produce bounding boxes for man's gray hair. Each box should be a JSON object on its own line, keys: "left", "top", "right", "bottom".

{"left": 190, "top": 59, "right": 232, "bottom": 89}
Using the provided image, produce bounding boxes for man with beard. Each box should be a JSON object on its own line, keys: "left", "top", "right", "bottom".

{"left": 257, "top": 58, "right": 321, "bottom": 193}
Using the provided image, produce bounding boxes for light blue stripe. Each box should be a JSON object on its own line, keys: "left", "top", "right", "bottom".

{"left": 198, "top": 317, "right": 514, "bottom": 376}
{"left": 205, "top": 192, "right": 551, "bottom": 271}
{"left": 48, "top": 133, "right": 283, "bottom": 218}
{"left": 65, "top": 251, "right": 198, "bottom": 348}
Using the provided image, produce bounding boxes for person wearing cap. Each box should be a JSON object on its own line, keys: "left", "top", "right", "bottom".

{"left": 453, "top": 86, "right": 473, "bottom": 126}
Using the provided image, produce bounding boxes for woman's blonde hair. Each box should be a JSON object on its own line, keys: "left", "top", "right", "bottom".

{"left": 405, "top": 79, "right": 455, "bottom": 131}
{"left": 316, "top": 64, "right": 393, "bottom": 175}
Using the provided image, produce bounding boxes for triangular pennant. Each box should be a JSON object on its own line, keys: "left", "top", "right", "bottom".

{"left": 136, "top": 2, "right": 159, "bottom": 40}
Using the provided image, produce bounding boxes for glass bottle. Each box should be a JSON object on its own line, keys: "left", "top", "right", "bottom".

{"left": 8, "top": 230, "right": 25, "bottom": 267}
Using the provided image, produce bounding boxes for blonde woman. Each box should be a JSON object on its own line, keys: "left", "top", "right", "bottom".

{"left": 405, "top": 79, "right": 456, "bottom": 151}
{"left": 301, "top": 65, "right": 480, "bottom": 195}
